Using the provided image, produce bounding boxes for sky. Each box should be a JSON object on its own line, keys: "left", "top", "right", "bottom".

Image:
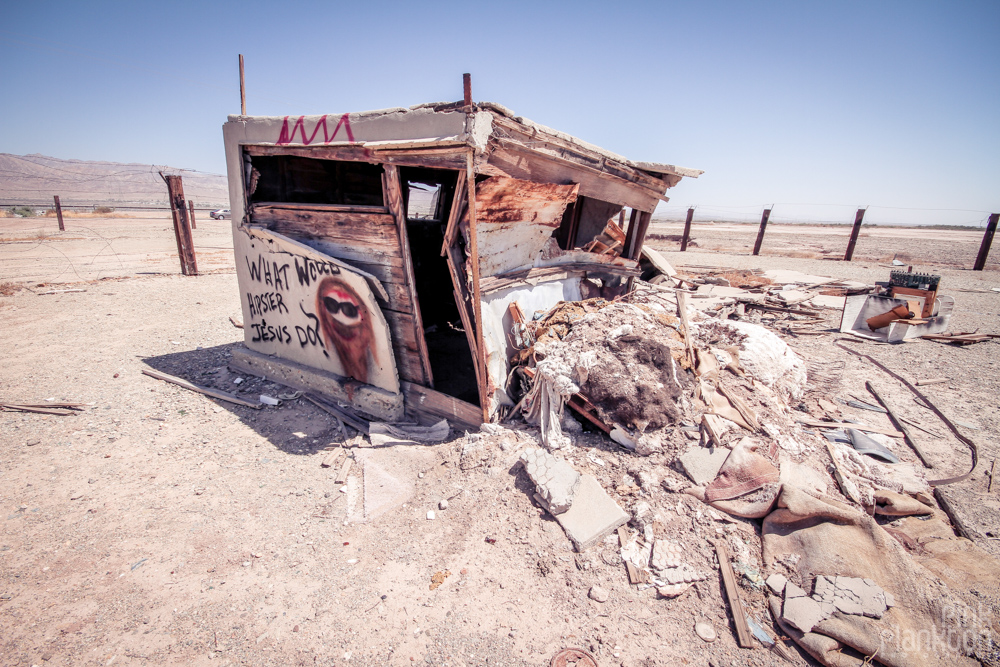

{"left": 1, "top": 0, "right": 997, "bottom": 226}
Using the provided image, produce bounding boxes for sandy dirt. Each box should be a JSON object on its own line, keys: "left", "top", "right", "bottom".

{"left": 1, "top": 216, "right": 998, "bottom": 667}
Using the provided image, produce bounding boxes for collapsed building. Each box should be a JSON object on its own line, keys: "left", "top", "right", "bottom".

{"left": 219, "top": 99, "right": 996, "bottom": 667}
{"left": 222, "top": 100, "right": 700, "bottom": 427}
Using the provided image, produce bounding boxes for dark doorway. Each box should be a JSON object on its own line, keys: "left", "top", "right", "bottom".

{"left": 400, "top": 167, "right": 480, "bottom": 406}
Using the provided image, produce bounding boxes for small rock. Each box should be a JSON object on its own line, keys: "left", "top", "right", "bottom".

{"left": 426, "top": 511, "right": 435, "bottom": 520}
{"left": 26, "top": 440, "right": 39, "bottom": 447}
{"left": 438, "top": 499, "right": 448, "bottom": 511}
{"left": 292, "top": 624, "right": 299, "bottom": 632}
{"left": 588, "top": 586, "right": 609, "bottom": 603}
{"left": 695, "top": 621, "right": 717, "bottom": 642}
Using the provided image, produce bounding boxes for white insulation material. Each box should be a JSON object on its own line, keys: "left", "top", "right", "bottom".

{"left": 480, "top": 279, "right": 583, "bottom": 413}
{"left": 705, "top": 320, "right": 807, "bottom": 399}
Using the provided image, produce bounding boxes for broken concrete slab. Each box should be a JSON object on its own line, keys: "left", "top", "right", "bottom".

{"left": 555, "top": 474, "right": 629, "bottom": 551}
{"left": 811, "top": 575, "right": 890, "bottom": 619}
{"left": 765, "top": 573, "right": 787, "bottom": 595}
{"left": 519, "top": 448, "right": 581, "bottom": 515}
{"left": 782, "top": 593, "right": 830, "bottom": 633}
{"left": 678, "top": 446, "right": 731, "bottom": 486}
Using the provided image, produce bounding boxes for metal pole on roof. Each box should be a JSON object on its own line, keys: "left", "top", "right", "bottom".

{"left": 973, "top": 213, "right": 999, "bottom": 271}
{"left": 463, "top": 73, "right": 472, "bottom": 107}
{"left": 239, "top": 54, "right": 246, "bottom": 116}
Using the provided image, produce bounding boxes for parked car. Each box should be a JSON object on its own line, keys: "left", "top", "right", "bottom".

{"left": 210, "top": 208, "right": 231, "bottom": 220}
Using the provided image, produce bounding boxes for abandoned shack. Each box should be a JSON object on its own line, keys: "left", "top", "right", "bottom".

{"left": 222, "top": 100, "right": 702, "bottom": 427}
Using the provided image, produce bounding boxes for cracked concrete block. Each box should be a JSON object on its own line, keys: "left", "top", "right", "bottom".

{"left": 765, "top": 573, "right": 787, "bottom": 595}
{"left": 678, "top": 446, "right": 731, "bottom": 486}
{"left": 555, "top": 474, "right": 628, "bottom": 552}
{"left": 519, "top": 448, "right": 581, "bottom": 514}
{"left": 782, "top": 594, "right": 831, "bottom": 633}
{"left": 784, "top": 582, "right": 807, "bottom": 598}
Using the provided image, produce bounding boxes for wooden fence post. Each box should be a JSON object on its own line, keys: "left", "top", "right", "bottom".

{"left": 680, "top": 207, "right": 694, "bottom": 251}
{"left": 188, "top": 200, "right": 197, "bottom": 230}
{"left": 160, "top": 173, "right": 198, "bottom": 276}
{"left": 843, "top": 207, "right": 866, "bottom": 261}
{"left": 53, "top": 195, "right": 65, "bottom": 231}
{"left": 973, "top": 213, "right": 999, "bottom": 271}
{"left": 463, "top": 73, "right": 472, "bottom": 106}
{"left": 752, "top": 208, "right": 771, "bottom": 256}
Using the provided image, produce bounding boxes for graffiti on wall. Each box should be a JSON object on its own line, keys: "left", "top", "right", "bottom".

{"left": 276, "top": 114, "right": 355, "bottom": 145}
{"left": 236, "top": 227, "right": 398, "bottom": 394}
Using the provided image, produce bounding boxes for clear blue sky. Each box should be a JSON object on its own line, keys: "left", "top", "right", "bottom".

{"left": 1, "top": 0, "right": 997, "bottom": 225}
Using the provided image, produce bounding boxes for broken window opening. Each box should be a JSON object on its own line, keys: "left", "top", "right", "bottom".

{"left": 246, "top": 154, "right": 384, "bottom": 207}
{"left": 400, "top": 167, "right": 480, "bottom": 406}
{"left": 555, "top": 196, "right": 626, "bottom": 250}
{"left": 405, "top": 182, "right": 443, "bottom": 222}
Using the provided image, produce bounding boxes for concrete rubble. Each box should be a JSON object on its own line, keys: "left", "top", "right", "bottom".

{"left": 269, "top": 258, "right": 990, "bottom": 666}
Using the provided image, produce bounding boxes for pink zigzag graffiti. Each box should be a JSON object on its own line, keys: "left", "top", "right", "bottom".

{"left": 276, "top": 113, "right": 355, "bottom": 145}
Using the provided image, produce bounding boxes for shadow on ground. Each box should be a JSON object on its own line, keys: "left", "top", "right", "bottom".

{"left": 143, "top": 343, "right": 348, "bottom": 456}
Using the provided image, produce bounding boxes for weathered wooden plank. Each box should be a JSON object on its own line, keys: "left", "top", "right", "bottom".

{"left": 440, "top": 176, "right": 467, "bottom": 255}
{"left": 487, "top": 145, "right": 661, "bottom": 213}
{"left": 384, "top": 164, "right": 433, "bottom": 387}
{"left": 250, "top": 207, "right": 401, "bottom": 252}
{"left": 402, "top": 381, "right": 481, "bottom": 430}
{"left": 343, "top": 258, "right": 407, "bottom": 286}
{"left": 490, "top": 115, "right": 673, "bottom": 193}
{"left": 467, "top": 150, "right": 489, "bottom": 422}
{"left": 252, "top": 202, "right": 389, "bottom": 215}
{"left": 300, "top": 238, "right": 402, "bottom": 266}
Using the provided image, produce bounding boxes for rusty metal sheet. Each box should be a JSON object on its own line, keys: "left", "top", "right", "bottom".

{"left": 471, "top": 176, "right": 579, "bottom": 277}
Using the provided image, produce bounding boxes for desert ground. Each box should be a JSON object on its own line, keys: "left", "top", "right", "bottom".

{"left": 1, "top": 213, "right": 998, "bottom": 667}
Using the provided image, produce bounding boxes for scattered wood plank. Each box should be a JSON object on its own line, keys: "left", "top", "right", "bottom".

{"left": 0, "top": 403, "right": 76, "bottom": 416}
{"left": 303, "top": 394, "right": 370, "bottom": 434}
{"left": 39, "top": 289, "right": 87, "bottom": 295}
{"left": 229, "top": 316, "right": 244, "bottom": 329}
{"left": 334, "top": 456, "right": 353, "bottom": 484}
{"left": 617, "top": 527, "right": 648, "bottom": 585}
{"left": 141, "top": 369, "right": 261, "bottom": 409}
{"left": 566, "top": 393, "right": 611, "bottom": 434}
{"left": 915, "top": 378, "right": 947, "bottom": 386}
{"left": 713, "top": 540, "right": 754, "bottom": 648}
{"left": 401, "top": 382, "right": 481, "bottom": 431}
{"left": 321, "top": 448, "right": 344, "bottom": 469}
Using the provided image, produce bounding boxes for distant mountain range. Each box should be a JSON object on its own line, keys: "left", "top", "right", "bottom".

{"left": 0, "top": 153, "right": 229, "bottom": 208}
